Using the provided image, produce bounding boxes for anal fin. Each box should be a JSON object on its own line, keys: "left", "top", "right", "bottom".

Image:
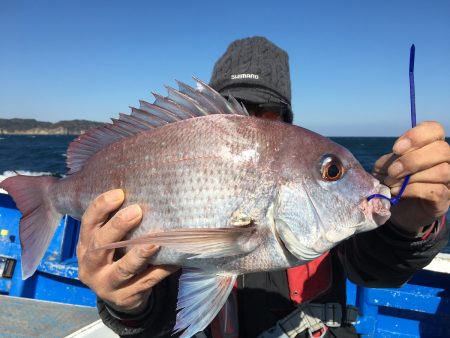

{"left": 174, "top": 269, "right": 237, "bottom": 338}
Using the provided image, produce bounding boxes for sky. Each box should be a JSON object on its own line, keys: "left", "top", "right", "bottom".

{"left": 1, "top": 0, "right": 449, "bottom": 136}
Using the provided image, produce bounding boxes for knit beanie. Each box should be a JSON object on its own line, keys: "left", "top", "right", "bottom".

{"left": 209, "top": 36, "right": 293, "bottom": 123}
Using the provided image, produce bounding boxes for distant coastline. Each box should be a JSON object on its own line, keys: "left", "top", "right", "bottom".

{"left": 0, "top": 118, "right": 103, "bottom": 135}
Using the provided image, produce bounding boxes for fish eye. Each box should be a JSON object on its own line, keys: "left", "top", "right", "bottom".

{"left": 321, "top": 155, "right": 345, "bottom": 181}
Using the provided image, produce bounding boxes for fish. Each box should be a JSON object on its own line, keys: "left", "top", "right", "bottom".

{"left": 0, "top": 78, "right": 391, "bottom": 337}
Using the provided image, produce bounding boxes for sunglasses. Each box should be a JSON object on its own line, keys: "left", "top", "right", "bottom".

{"left": 241, "top": 102, "right": 288, "bottom": 119}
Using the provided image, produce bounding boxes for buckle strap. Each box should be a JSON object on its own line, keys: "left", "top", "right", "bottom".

{"left": 280, "top": 303, "right": 326, "bottom": 336}
{"left": 257, "top": 303, "right": 354, "bottom": 338}
{"left": 344, "top": 305, "right": 358, "bottom": 325}
{"left": 324, "top": 303, "right": 342, "bottom": 328}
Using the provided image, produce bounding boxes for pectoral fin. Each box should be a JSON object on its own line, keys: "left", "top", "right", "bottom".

{"left": 174, "top": 269, "right": 237, "bottom": 338}
{"left": 93, "top": 225, "right": 258, "bottom": 258}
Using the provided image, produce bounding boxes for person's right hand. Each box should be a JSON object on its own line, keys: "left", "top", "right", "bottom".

{"left": 76, "top": 189, "right": 178, "bottom": 315}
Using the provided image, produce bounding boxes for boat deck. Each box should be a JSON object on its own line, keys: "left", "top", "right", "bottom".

{"left": 0, "top": 295, "right": 100, "bottom": 337}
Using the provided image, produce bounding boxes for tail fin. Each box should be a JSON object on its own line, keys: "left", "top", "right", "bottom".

{"left": 0, "top": 175, "right": 61, "bottom": 279}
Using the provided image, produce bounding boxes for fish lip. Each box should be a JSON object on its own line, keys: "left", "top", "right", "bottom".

{"left": 374, "top": 185, "right": 392, "bottom": 214}
{"left": 359, "top": 185, "right": 392, "bottom": 225}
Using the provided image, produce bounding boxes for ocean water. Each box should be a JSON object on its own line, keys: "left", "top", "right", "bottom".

{"left": 0, "top": 135, "right": 76, "bottom": 175}
{"left": 0, "top": 135, "right": 448, "bottom": 252}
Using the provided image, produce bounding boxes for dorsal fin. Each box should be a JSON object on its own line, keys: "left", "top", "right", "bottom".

{"left": 176, "top": 80, "right": 228, "bottom": 115}
{"left": 166, "top": 86, "right": 209, "bottom": 116}
{"left": 151, "top": 93, "right": 197, "bottom": 120}
{"left": 66, "top": 78, "right": 249, "bottom": 174}
{"left": 193, "top": 77, "right": 239, "bottom": 115}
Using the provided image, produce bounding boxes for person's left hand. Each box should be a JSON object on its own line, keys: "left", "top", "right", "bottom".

{"left": 372, "top": 121, "right": 450, "bottom": 235}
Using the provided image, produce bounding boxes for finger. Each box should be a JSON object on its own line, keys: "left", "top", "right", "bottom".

{"left": 391, "top": 182, "right": 449, "bottom": 214}
{"left": 388, "top": 141, "right": 450, "bottom": 178}
{"left": 79, "top": 189, "right": 125, "bottom": 245}
{"left": 106, "top": 265, "right": 179, "bottom": 313}
{"left": 393, "top": 121, "right": 446, "bottom": 155}
{"left": 382, "top": 163, "right": 450, "bottom": 188}
{"left": 372, "top": 153, "right": 397, "bottom": 177}
{"left": 95, "top": 204, "right": 143, "bottom": 248}
{"left": 131, "top": 265, "right": 179, "bottom": 294}
{"left": 84, "top": 205, "right": 143, "bottom": 267}
{"left": 110, "top": 244, "right": 161, "bottom": 288}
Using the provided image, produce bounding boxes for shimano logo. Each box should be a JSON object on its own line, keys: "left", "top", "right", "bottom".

{"left": 231, "top": 74, "right": 259, "bottom": 80}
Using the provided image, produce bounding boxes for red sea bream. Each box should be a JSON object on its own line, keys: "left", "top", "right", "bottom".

{"left": 0, "top": 78, "right": 391, "bottom": 337}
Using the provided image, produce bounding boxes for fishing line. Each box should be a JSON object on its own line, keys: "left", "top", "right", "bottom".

{"left": 367, "top": 44, "right": 416, "bottom": 205}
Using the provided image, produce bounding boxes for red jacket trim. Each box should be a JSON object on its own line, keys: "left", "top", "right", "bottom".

{"left": 287, "top": 251, "right": 332, "bottom": 304}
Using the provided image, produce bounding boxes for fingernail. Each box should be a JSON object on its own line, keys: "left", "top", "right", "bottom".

{"left": 142, "top": 245, "right": 160, "bottom": 254}
{"left": 121, "top": 205, "right": 142, "bottom": 220}
{"left": 390, "top": 162, "right": 404, "bottom": 177}
{"left": 393, "top": 138, "right": 411, "bottom": 154}
{"left": 105, "top": 189, "right": 124, "bottom": 203}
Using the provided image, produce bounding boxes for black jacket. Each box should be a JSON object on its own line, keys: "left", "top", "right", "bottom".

{"left": 97, "top": 218, "right": 449, "bottom": 338}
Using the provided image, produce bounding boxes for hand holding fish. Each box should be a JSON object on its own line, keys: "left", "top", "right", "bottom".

{"left": 373, "top": 121, "right": 450, "bottom": 234}
{"left": 76, "top": 189, "right": 178, "bottom": 314}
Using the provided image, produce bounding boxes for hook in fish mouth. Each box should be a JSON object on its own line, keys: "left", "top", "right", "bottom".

{"left": 367, "top": 175, "right": 411, "bottom": 206}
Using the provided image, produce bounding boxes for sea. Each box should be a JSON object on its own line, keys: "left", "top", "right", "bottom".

{"left": 0, "top": 135, "right": 448, "bottom": 253}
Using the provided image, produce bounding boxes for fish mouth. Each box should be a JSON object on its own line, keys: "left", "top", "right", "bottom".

{"left": 359, "top": 185, "right": 392, "bottom": 226}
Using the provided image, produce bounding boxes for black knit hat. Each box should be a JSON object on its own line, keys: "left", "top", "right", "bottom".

{"left": 210, "top": 36, "right": 293, "bottom": 123}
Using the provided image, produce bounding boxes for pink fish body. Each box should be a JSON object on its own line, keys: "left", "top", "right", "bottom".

{"left": 1, "top": 79, "right": 391, "bottom": 337}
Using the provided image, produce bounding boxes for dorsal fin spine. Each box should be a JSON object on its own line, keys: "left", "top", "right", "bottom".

{"left": 176, "top": 80, "right": 223, "bottom": 115}
{"left": 138, "top": 100, "right": 180, "bottom": 122}
{"left": 152, "top": 93, "right": 196, "bottom": 119}
{"left": 103, "top": 124, "right": 132, "bottom": 137}
{"left": 118, "top": 113, "right": 153, "bottom": 130}
{"left": 111, "top": 118, "right": 144, "bottom": 134}
{"left": 193, "top": 77, "right": 238, "bottom": 115}
{"left": 166, "top": 86, "right": 208, "bottom": 116}
{"left": 131, "top": 107, "right": 169, "bottom": 127}
{"left": 109, "top": 120, "right": 135, "bottom": 134}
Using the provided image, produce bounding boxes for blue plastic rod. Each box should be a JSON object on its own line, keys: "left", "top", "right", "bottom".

{"left": 368, "top": 44, "right": 416, "bottom": 205}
